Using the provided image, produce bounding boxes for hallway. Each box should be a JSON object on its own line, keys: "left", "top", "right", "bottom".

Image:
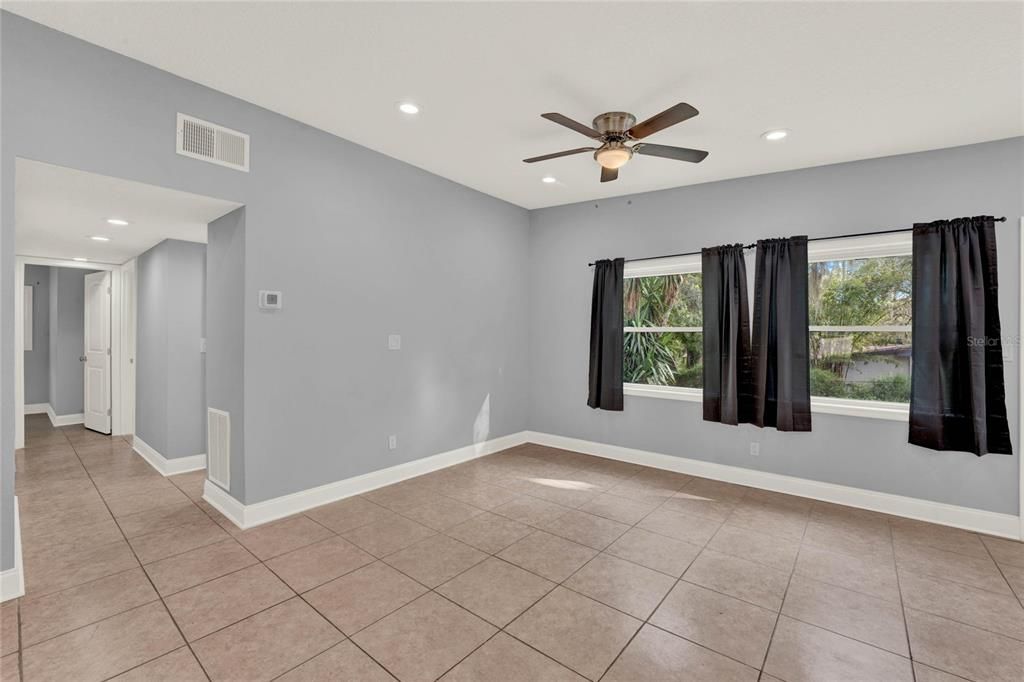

{"left": 4, "top": 415, "right": 1024, "bottom": 681}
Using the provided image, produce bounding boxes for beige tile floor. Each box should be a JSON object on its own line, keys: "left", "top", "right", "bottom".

{"left": 3, "top": 413, "right": 1024, "bottom": 681}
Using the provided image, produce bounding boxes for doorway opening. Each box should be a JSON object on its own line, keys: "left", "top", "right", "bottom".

{"left": 14, "top": 159, "right": 241, "bottom": 452}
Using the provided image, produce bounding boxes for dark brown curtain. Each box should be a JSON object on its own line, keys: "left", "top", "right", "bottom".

{"left": 909, "top": 217, "right": 1012, "bottom": 455}
{"left": 749, "top": 237, "right": 812, "bottom": 431}
{"left": 702, "top": 245, "right": 751, "bottom": 424}
{"left": 588, "top": 258, "right": 625, "bottom": 411}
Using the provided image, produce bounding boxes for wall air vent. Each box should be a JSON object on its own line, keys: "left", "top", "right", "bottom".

{"left": 207, "top": 408, "right": 231, "bottom": 490}
{"left": 176, "top": 113, "right": 250, "bottom": 172}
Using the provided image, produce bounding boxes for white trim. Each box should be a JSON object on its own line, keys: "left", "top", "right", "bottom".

{"left": 807, "top": 232, "right": 913, "bottom": 262}
{"left": 624, "top": 253, "right": 701, "bottom": 278}
{"left": 115, "top": 259, "right": 136, "bottom": 437}
{"left": 625, "top": 383, "right": 909, "bottom": 421}
{"left": 24, "top": 403, "right": 49, "bottom": 415}
{"left": 15, "top": 259, "right": 25, "bottom": 449}
{"left": 625, "top": 383, "right": 702, "bottom": 403}
{"left": 133, "top": 435, "right": 207, "bottom": 476}
{"left": 1018, "top": 217, "right": 1023, "bottom": 540}
{"left": 1, "top": 498, "right": 25, "bottom": 602}
{"left": 524, "top": 431, "right": 1020, "bottom": 539}
{"left": 624, "top": 326, "right": 702, "bottom": 333}
{"left": 23, "top": 284, "right": 33, "bottom": 351}
{"left": 809, "top": 325, "right": 911, "bottom": 333}
{"left": 46, "top": 405, "right": 84, "bottom": 427}
{"left": 203, "top": 431, "right": 530, "bottom": 530}
{"left": 17, "top": 255, "right": 120, "bottom": 269}
{"left": 810, "top": 396, "right": 909, "bottom": 421}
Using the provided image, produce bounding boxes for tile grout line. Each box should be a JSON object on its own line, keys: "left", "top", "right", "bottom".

{"left": 59, "top": 428, "right": 215, "bottom": 682}
{"left": 889, "top": 519, "right": 918, "bottom": 682}
{"left": 17, "top": 432, "right": 1022, "bottom": 681}
{"left": 752, "top": 501, "right": 809, "bottom": 678}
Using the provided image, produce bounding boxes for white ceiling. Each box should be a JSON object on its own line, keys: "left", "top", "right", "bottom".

{"left": 6, "top": 2, "right": 1022, "bottom": 210}
{"left": 16, "top": 160, "right": 242, "bottom": 264}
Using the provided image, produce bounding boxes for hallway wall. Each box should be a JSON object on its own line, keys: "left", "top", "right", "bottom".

{"left": 48, "top": 267, "right": 97, "bottom": 417}
{"left": 206, "top": 208, "right": 246, "bottom": 494}
{"left": 22, "top": 265, "right": 49, "bottom": 405}
{"left": 1, "top": 10, "right": 531, "bottom": 567}
{"left": 136, "top": 239, "right": 207, "bottom": 459}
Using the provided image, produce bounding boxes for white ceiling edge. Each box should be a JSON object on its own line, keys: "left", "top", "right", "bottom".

{"left": 4, "top": 2, "right": 1022, "bottom": 209}
{"left": 16, "top": 159, "right": 243, "bottom": 264}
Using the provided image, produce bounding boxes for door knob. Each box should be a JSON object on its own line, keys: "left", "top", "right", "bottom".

{"left": 80, "top": 356, "right": 87, "bottom": 362}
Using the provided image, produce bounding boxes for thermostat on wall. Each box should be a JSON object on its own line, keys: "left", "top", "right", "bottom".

{"left": 258, "top": 290, "right": 282, "bottom": 310}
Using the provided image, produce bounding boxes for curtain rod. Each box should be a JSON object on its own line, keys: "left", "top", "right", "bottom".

{"left": 587, "top": 216, "right": 1008, "bottom": 267}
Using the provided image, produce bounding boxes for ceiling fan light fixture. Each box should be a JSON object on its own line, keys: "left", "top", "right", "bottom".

{"left": 595, "top": 144, "right": 632, "bottom": 170}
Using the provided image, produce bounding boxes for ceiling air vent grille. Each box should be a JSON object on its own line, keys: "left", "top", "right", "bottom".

{"left": 176, "top": 113, "right": 250, "bottom": 172}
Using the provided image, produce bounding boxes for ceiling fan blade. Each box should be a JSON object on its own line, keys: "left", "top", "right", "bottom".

{"left": 627, "top": 103, "right": 699, "bottom": 139}
{"left": 523, "top": 147, "right": 595, "bottom": 163}
{"left": 634, "top": 143, "right": 709, "bottom": 163}
{"left": 541, "top": 113, "right": 602, "bottom": 139}
{"left": 600, "top": 166, "right": 619, "bottom": 183}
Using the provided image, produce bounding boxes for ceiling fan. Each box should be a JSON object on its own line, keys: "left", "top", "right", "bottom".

{"left": 523, "top": 103, "right": 708, "bottom": 182}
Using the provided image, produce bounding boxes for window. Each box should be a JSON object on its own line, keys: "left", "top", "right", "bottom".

{"left": 622, "top": 234, "right": 913, "bottom": 418}
{"left": 622, "top": 256, "right": 703, "bottom": 392}
{"left": 808, "top": 234, "right": 913, "bottom": 406}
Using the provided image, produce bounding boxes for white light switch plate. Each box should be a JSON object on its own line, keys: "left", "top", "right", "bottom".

{"left": 199, "top": 338, "right": 207, "bottom": 353}
{"left": 388, "top": 334, "right": 401, "bottom": 350}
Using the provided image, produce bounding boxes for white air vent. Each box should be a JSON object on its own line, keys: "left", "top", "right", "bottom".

{"left": 176, "top": 113, "right": 250, "bottom": 172}
{"left": 207, "top": 408, "right": 231, "bottom": 490}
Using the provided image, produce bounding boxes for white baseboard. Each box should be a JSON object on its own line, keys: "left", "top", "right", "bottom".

{"left": 133, "top": 435, "right": 207, "bottom": 476}
{"left": 1, "top": 498, "right": 25, "bottom": 602}
{"left": 24, "top": 403, "right": 49, "bottom": 415}
{"left": 203, "top": 431, "right": 530, "bottom": 530}
{"left": 46, "top": 405, "right": 84, "bottom": 427}
{"left": 524, "top": 431, "right": 1021, "bottom": 540}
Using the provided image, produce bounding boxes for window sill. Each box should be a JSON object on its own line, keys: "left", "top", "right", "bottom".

{"left": 623, "top": 384, "right": 909, "bottom": 421}
{"left": 624, "top": 384, "right": 702, "bottom": 402}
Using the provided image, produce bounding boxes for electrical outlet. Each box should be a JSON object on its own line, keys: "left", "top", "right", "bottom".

{"left": 749, "top": 442, "right": 760, "bottom": 457}
{"left": 387, "top": 435, "right": 398, "bottom": 450}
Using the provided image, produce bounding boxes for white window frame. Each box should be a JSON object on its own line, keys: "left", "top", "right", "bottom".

{"left": 807, "top": 232, "right": 912, "bottom": 421}
{"left": 622, "top": 232, "right": 914, "bottom": 420}
{"left": 623, "top": 253, "right": 703, "bottom": 403}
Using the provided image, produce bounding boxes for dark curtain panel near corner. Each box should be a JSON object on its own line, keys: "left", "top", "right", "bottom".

{"left": 588, "top": 258, "right": 625, "bottom": 411}
{"left": 750, "top": 237, "right": 812, "bottom": 431}
{"left": 702, "top": 245, "right": 752, "bottom": 425}
{"left": 910, "top": 217, "right": 1012, "bottom": 456}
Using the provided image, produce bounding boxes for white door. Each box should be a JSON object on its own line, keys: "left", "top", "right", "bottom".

{"left": 84, "top": 271, "right": 111, "bottom": 434}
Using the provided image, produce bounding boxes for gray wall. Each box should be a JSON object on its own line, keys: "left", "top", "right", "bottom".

{"left": 0, "top": 11, "right": 531, "bottom": 551}
{"left": 206, "top": 208, "right": 246, "bottom": 495}
{"left": 136, "top": 239, "right": 207, "bottom": 458}
{"left": 1, "top": 12, "right": 1018, "bottom": 572}
{"left": 528, "top": 137, "right": 1023, "bottom": 515}
{"left": 23, "top": 265, "right": 49, "bottom": 405}
{"left": 47, "top": 267, "right": 95, "bottom": 416}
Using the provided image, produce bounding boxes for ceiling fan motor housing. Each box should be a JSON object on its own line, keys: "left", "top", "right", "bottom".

{"left": 593, "top": 112, "right": 637, "bottom": 138}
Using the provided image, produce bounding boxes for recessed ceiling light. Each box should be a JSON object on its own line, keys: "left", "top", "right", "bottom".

{"left": 761, "top": 129, "right": 790, "bottom": 142}
{"left": 541, "top": 176, "right": 557, "bottom": 184}
{"left": 398, "top": 102, "right": 420, "bottom": 115}
{"left": 89, "top": 235, "right": 110, "bottom": 242}
{"left": 107, "top": 218, "right": 129, "bottom": 226}
{"left": 73, "top": 257, "right": 88, "bottom": 262}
